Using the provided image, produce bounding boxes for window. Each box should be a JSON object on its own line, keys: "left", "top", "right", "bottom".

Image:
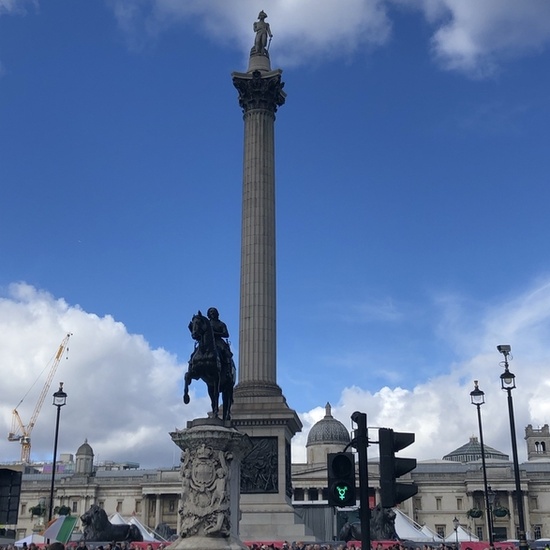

{"left": 20, "top": 504, "right": 26, "bottom": 516}
{"left": 493, "top": 527, "right": 507, "bottom": 542}
{"left": 293, "top": 488, "right": 304, "bottom": 501}
{"left": 116, "top": 500, "right": 122, "bottom": 513}
{"left": 530, "top": 496, "right": 538, "bottom": 510}
{"left": 149, "top": 500, "right": 156, "bottom": 514}
{"left": 72, "top": 501, "right": 78, "bottom": 513}
{"left": 308, "top": 488, "right": 319, "bottom": 501}
{"left": 476, "top": 527, "right": 483, "bottom": 540}
{"left": 135, "top": 499, "right": 142, "bottom": 513}
{"left": 436, "top": 525, "right": 446, "bottom": 538}
{"left": 98, "top": 501, "right": 105, "bottom": 509}
{"left": 457, "top": 498, "right": 463, "bottom": 510}
{"left": 322, "top": 488, "right": 328, "bottom": 500}
{"left": 534, "top": 525, "right": 542, "bottom": 539}
{"left": 169, "top": 499, "right": 175, "bottom": 512}
{"left": 414, "top": 497, "right": 422, "bottom": 510}
{"left": 436, "top": 497, "right": 442, "bottom": 511}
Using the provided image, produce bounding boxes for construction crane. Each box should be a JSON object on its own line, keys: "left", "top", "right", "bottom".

{"left": 8, "top": 333, "right": 72, "bottom": 463}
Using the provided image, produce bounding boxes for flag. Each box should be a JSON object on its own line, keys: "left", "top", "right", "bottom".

{"left": 43, "top": 515, "right": 78, "bottom": 543}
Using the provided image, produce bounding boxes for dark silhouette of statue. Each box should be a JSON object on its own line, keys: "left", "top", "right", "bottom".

{"left": 80, "top": 505, "right": 143, "bottom": 542}
{"left": 253, "top": 10, "right": 272, "bottom": 54}
{"left": 339, "top": 505, "right": 398, "bottom": 542}
{"left": 183, "top": 309, "right": 236, "bottom": 420}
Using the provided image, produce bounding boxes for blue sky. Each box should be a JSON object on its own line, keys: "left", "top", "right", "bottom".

{"left": 1, "top": 0, "right": 550, "bottom": 469}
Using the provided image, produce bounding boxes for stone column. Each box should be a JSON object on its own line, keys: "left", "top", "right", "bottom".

{"left": 232, "top": 68, "right": 286, "bottom": 399}
{"left": 230, "top": 49, "right": 312, "bottom": 543}
{"left": 155, "top": 495, "right": 161, "bottom": 530}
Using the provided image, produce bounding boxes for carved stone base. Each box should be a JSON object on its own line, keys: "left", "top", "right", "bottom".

{"left": 168, "top": 419, "right": 252, "bottom": 550}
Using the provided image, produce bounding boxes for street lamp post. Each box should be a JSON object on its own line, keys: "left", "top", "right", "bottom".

{"left": 497, "top": 345, "right": 528, "bottom": 550}
{"left": 453, "top": 516, "right": 460, "bottom": 547}
{"left": 48, "top": 382, "right": 67, "bottom": 523}
{"left": 470, "top": 380, "right": 494, "bottom": 545}
{"left": 488, "top": 486, "right": 496, "bottom": 544}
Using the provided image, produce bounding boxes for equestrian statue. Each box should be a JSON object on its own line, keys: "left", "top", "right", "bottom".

{"left": 183, "top": 307, "right": 236, "bottom": 421}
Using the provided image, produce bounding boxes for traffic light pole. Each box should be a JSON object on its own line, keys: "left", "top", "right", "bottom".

{"left": 352, "top": 411, "right": 370, "bottom": 550}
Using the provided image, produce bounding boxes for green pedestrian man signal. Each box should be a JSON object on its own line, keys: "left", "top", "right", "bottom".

{"left": 327, "top": 452, "right": 356, "bottom": 507}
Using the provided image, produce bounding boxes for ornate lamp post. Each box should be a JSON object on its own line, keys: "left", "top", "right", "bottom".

{"left": 48, "top": 382, "right": 67, "bottom": 523}
{"left": 453, "top": 516, "right": 460, "bottom": 547}
{"left": 470, "top": 380, "right": 494, "bottom": 544}
{"left": 497, "top": 345, "right": 528, "bottom": 550}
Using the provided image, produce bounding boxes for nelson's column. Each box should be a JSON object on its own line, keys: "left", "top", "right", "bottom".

{"left": 231, "top": 12, "right": 313, "bottom": 541}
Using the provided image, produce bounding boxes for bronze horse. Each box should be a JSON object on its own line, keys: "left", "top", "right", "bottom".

{"left": 183, "top": 311, "right": 235, "bottom": 420}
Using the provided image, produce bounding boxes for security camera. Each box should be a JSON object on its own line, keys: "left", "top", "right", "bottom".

{"left": 497, "top": 344, "right": 511, "bottom": 354}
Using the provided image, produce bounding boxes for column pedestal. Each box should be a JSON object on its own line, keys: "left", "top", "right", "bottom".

{"left": 168, "top": 419, "right": 252, "bottom": 550}
{"left": 231, "top": 397, "right": 315, "bottom": 542}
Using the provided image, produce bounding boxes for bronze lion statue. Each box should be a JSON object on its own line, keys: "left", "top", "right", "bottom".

{"left": 339, "top": 504, "right": 399, "bottom": 542}
{"left": 80, "top": 505, "right": 143, "bottom": 542}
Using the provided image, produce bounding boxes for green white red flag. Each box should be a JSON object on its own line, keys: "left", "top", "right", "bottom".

{"left": 43, "top": 515, "right": 78, "bottom": 543}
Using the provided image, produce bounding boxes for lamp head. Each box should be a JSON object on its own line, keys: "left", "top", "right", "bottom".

{"left": 470, "top": 380, "right": 485, "bottom": 406}
{"left": 453, "top": 517, "right": 460, "bottom": 530}
{"left": 500, "top": 368, "right": 516, "bottom": 391}
{"left": 52, "top": 382, "right": 67, "bottom": 407}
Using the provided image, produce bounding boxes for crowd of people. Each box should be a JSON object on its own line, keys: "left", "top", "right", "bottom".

{"left": 0, "top": 540, "right": 529, "bottom": 550}
{"left": 1, "top": 542, "right": 167, "bottom": 550}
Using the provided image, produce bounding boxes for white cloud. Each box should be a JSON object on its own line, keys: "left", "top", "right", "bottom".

{"left": 107, "top": 0, "right": 392, "bottom": 64}
{"left": 4, "top": 277, "right": 550, "bottom": 471}
{"left": 293, "top": 277, "right": 550, "bottom": 465}
{"left": 106, "top": 0, "right": 550, "bottom": 77}
{"left": 0, "top": 0, "right": 30, "bottom": 15}
{"left": 0, "top": 283, "right": 208, "bottom": 468}
{"left": 425, "top": 0, "right": 550, "bottom": 77}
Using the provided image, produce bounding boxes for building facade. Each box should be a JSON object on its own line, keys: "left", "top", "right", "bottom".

{"left": 6, "top": 420, "right": 550, "bottom": 543}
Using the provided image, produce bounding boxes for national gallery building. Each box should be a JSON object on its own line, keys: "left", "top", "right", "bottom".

{"left": 5, "top": 406, "right": 550, "bottom": 543}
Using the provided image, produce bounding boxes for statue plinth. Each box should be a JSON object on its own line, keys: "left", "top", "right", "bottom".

{"left": 167, "top": 420, "right": 252, "bottom": 550}
{"left": 247, "top": 50, "right": 271, "bottom": 73}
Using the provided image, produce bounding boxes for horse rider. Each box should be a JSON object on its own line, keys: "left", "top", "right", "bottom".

{"left": 207, "top": 307, "right": 233, "bottom": 371}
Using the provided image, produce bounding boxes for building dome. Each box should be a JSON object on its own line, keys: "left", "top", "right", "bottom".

{"left": 75, "top": 439, "right": 94, "bottom": 475}
{"left": 307, "top": 403, "right": 350, "bottom": 447}
{"left": 443, "top": 436, "right": 509, "bottom": 463}
{"left": 76, "top": 439, "right": 94, "bottom": 457}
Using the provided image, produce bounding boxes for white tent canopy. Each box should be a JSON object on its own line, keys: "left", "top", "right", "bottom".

{"left": 109, "top": 512, "right": 127, "bottom": 525}
{"left": 444, "top": 525, "right": 479, "bottom": 542}
{"left": 108, "top": 513, "right": 157, "bottom": 542}
{"left": 394, "top": 508, "right": 441, "bottom": 542}
{"left": 421, "top": 524, "right": 444, "bottom": 542}
{"left": 15, "top": 534, "right": 45, "bottom": 546}
{"left": 128, "top": 517, "right": 157, "bottom": 542}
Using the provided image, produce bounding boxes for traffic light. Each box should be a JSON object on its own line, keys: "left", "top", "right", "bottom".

{"left": 379, "top": 428, "right": 418, "bottom": 507}
{"left": 327, "top": 452, "right": 356, "bottom": 507}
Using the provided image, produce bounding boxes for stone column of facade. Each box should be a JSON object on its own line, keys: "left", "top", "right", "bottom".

{"left": 155, "top": 495, "right": 161, "bottom": 530}
{"left": 229, "top": 41, "right": 313, "bottom": 542}
{"left": 169, "top": 419, "right": 252, "bottom": 550}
